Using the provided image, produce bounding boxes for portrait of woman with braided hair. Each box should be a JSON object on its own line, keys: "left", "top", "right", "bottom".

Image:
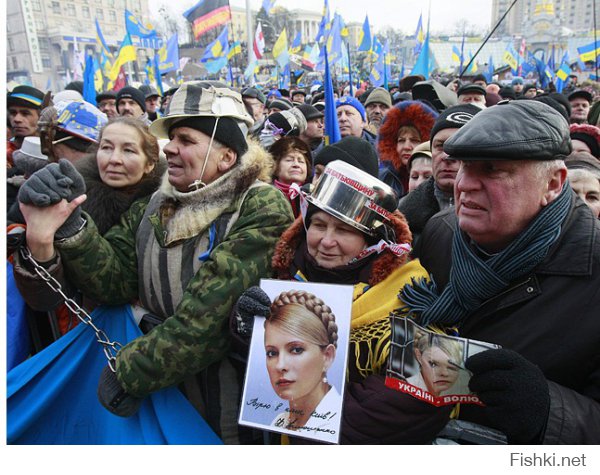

{"left": 265, "top": 289, "right": 340, "bottom": 433}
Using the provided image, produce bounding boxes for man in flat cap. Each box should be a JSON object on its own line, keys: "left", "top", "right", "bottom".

{"left": 568, "top": 89, "right": 593, "bottom": 125}
{"left": 456, "top": 83, "right": 487, "bottom": 108}
{"left": 404, "top": 100, "right": 600, "bottom": 444}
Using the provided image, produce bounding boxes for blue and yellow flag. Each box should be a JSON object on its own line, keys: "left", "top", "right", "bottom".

{"left": 273, "top": 28, "right": 290, "bottom": 68}
{"left": 315, "top": 0, "right": 331, "bottom": 44}
{"left": 228, "top": 41, "right": 242, "bottom": 59}
{"left": 451, "top": 45, "right": 461, "bottom": 64}
{"left": 411, "top": 29, "right": 431, "bottom": 79}
{"left": 323, "top": 48, "right": 341, "bottom": 146}
{"left": 414, "top": 13, "right": 424, "bottom": 56}
{"left": 261, "top": 0, "right": 277, "bottom": 14}
{"left": 324, "top": 13, "right": 343, "bottom": 65}
{"left": 109, "top": 32, "right": 136, "bottom": 81}
{"left": 357, "top": 15, "right": 371, "bottom": 52}
{"left": 577, "top": 40, "right": 600, "bottom": 63}
{"left": 201, "top": 26, "right": 229, "bottom": 62}
{"left": 95, "top": 19, "right": 113, "bottom": 77}
{"left": 503, "top": 42, "right": 519, "bottom": 73}
{"left": 158, "top": 33, "right": 179, "bottom": 74}
{"left": 289, "top": 31, "right": 302, "bottom": 55}
{"left": 125, "top": 9, "right": 157, "bottom": 39}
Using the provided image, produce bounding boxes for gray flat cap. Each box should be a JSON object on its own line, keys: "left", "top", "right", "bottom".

{"left": 444, "top": 100, "right": 571, "bottom": 161}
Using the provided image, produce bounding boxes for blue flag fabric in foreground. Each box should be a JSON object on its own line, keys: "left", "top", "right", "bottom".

{"left": 7, "top": 304, "right": 222, "bottom": 445}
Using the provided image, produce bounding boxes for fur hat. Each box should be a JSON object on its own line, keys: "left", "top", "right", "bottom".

{"left": 377, "top": 100, "right": 439, "bottom": 171}
{"left": 399, "top": 75, "right": 425, "bottom": 92}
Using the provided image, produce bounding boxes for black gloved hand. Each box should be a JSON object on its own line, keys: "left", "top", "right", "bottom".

{"left": 18, "top": 159, "right": 85, "bottom": 207}
{"left": 234, "top": 286, "right": 271, "bottom": 337}
{"left": 97, "top": 365, "right": 144, "bottom": 418}
{"left": 466, "top": 349, "right": 550, "bottom": 444}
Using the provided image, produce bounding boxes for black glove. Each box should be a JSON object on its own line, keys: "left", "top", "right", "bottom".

{"left": 234, "top": 286, "right": 271, "bottom": 337}
{"left": 18, "top": 159, "right": 85, "bottom": 207}
{"left": 466, "top": 349, "right": 550, "bottom": 444}
{"left": 97, "top": 365, "right": 144, "bottom": 418}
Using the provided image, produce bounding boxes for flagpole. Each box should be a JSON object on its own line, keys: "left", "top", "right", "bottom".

{"left": 346, "top": 41, "right": 353, "bottom": 96}
{"left": 228, "top": 17, "right": 240, "bottom": 87}
{"left": 593, "top": 0, "right": 598, "bottom": 81}
{"left": 245, "top": 0, "right": 253, "bottom": 77}
{"left": 459, "top": 0, "right": 519, "bottom": 79}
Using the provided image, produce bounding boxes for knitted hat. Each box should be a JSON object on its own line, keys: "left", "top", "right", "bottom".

{"left": 365, "top": 87, "right": 392, "bottom": 108}
{"left": 170, "top": 116, "right": 248, "bottom": 157}
{"left": 116, "top": 86, "right": 146, "bottom": 112}
{"left": 522, "top": 84, "right": 538, "bottom": 95}
{"left": 444, "top": 100, "right": 571, "bottom": 161}
{"left": 511, "top": 77, "right": 524, "bottom": 86}
{"left": 314, "top": 136, "right": 379, "bottom": 178}
{"left": 336, "top": 95, "right": 366, "bottom": 120}
{"left": 268, "top": 98, "right": 293, "bottom": 111}
{"left": 7, "top": 85, "right": 45, "bottom": 109}
{"left": 570, "top": 124, "right": 600, "bottom": 158}
{"left": 266, "top": 109, "right": 307, "bottom": 136}
{"left": 430, "top": 103, "right": 482, "bottom": 143}
{"left": 65, "top": 81, "right": 84, "bottom": 94}
{"left": 499, "top": 86, "right": 517, "bottom": 100}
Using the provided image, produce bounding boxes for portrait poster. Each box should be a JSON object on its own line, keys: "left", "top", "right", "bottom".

{"left": 385, "top": 316, "right": 501, "bottom": 407}
{"left": 238, "top": 279, "right": 353, "bottom": 444}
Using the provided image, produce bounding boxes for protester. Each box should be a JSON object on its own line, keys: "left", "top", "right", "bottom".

{"left": 17, "top": 83, "right": 294, "bottom": 444}
{"left": 291, "top": 89, "right": 307, "bottom": 104}
{"left": 139, "top": 85, "right": 162, "bottom": 122}
{"left": 399, "top": 103, "right": 480, "bottom": 254}
{"left": 364, "top": 87, "right": 392, "bottom": 133}
{"left": 296, "top": 104, "right": 324, "bottom": 156}
{"left": 456, "top": 84, "right": 486, "bottom": 108}
{"left": 568, "top": 89, "right": 593, "bottom": 124}
{"left": 7, "top": 85, "right": 45, "bottom": 154}
{"left": 511, "top": 77, "right": 524, "bottom": 96}
{"left": 405, "top": 100, "right": 600, "bottom": 444}
{"left": 233, "top": 140, "right": 451, "bottom": 444}
{"left": 407, "top": 142, "right": 433, "bottom": 193}
{"left": 335, "top": 95, "right": 376, "bottom": 145}
{"left": 565, "top": 151, "right": 600, "bottom": 218}
{"left": 12, "top": 117, "right": 166, "bottom": 347}
{"left": 96, "top": 91, "right": 118, "bottom": 118}
{"left": 377, "top": 100, "right": 439, "bottom": 199}
{"left": 116, "top": 86, "right": 149, "bottom": 123}
{"left": 570, "top": 123, "right": 600, "bottom": 158}
{"left": 258, "top": 108, "right": 307, "bottom": 149}
{"left": 269, "top": 136, "right": 312, "bottom": 217}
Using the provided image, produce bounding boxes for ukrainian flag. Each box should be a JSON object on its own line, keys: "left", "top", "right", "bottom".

{"left": 357, "top": 15, "right": 371, "bottom": 52}
{"left": 578, "top": 40, "right": 600, "bottom": 63}
{"left": 451, "top": 45, "right": 461, "bottom": 63}
{"left": 109, "top": 32, "right": 136, "bottom": 81}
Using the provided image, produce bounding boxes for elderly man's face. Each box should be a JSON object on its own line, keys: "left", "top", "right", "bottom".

{"left": 570, "top": 98, "right": 591, "bottom": 123}
{"left": 458, "top": 93, "right": 486, "bottom": 107}
{"left": 337, "top": 105, "right": 365, "bottom": 138}
{"left": 454, "top": 159, "right": 564, "bottom": 252}
{"left": 366, "top": 102, "right": 390, "bottom": 127}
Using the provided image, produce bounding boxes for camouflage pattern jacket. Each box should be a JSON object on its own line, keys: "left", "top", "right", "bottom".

{"left": 56, "top": 142, "right": 293, "bottom": 407}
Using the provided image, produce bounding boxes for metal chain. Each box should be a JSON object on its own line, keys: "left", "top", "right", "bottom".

{"left": 19, "top": 246, "right": 122, "bottom": 372}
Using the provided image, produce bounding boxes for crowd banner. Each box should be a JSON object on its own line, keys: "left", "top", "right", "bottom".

{"left": 7, "top": 304, "right": 222, "bottom": 445}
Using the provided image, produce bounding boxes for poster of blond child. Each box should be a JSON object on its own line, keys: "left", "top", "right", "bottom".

{"left": 238, "top": 279, "right": 353, "bottom": 444}
{"left": 386, "top": 316, "right": 500, "bottom": 406}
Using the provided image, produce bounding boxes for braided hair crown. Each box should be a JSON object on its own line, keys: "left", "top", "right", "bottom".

{"left": 270, "top": 290, "right": 338, "bottom": 348}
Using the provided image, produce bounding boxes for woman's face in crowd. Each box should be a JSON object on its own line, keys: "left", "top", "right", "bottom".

{"left": 569, "top": 170, "right": 600, "bottom": 218}
{"left": 396, "top": 127, "right": 422, "bottom": 167}
{"left": 97, "top": 124, "right": 154, "bottom": 188}
{"left": 264, "top": 321, "right": 334, "bottom": 403}
{"left": 416, "top": 346, "right": 460, "bottom": 396}
{"left": 408, "top": 157, "right": 433, "bottom": 192}
{"left": 307, "top": 211, "right": 367, "bottom": 268}
{"left": 276, "top": 151, "right": 308, "bottom": 185}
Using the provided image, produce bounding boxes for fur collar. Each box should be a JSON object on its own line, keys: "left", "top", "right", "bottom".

{"left": 377, "top": 101, "right": 438, "bottom": 172}
{"left": 75, "top": 153, "right": 167, "bottom": 235}
{"left": 272, "top": 211, "right": 413, "bottom": 286}
{"left": 158, "top": 140, "right": 273, "bottom": 244}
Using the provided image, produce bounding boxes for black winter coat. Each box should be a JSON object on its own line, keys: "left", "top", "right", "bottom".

{"left": 417, "top": 193, "right": 600, "bottom": 444}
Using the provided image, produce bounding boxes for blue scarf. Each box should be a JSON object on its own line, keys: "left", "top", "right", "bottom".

{"left": 401, "top": 184, "right": 572, "bottom": 327}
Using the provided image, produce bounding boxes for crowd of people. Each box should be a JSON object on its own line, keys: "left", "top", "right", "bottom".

{"left": 6, "top": 71, "right": 600, "bottom": 445}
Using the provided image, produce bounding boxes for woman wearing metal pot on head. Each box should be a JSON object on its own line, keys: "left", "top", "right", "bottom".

{"left": 233, "top": 136, "right": 453, "bottom": 444}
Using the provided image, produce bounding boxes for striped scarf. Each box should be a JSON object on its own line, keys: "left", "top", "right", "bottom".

{"left": 401, "top": 184, "right": 572, "bottom": 327}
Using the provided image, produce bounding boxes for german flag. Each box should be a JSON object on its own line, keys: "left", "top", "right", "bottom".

{"left": 184, "top": 0, "right": 231, "bottom": 40}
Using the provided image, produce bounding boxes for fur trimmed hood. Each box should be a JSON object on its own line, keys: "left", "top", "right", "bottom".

{"left": 75, "top": 152, "right": 167, "bottom": 235}
{"left": 377, "top": 100, "right": 439, "bottom": 171}
{"left": 271, "top": 210, "right": 414, "bottom": 287}
{"left": 157, "top": 139, "right": 273, "bottom": 244}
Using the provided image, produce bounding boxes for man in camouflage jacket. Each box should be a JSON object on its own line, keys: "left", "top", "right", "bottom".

{"left": 18, "top": 84, "right": 294, "bottom": 443}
